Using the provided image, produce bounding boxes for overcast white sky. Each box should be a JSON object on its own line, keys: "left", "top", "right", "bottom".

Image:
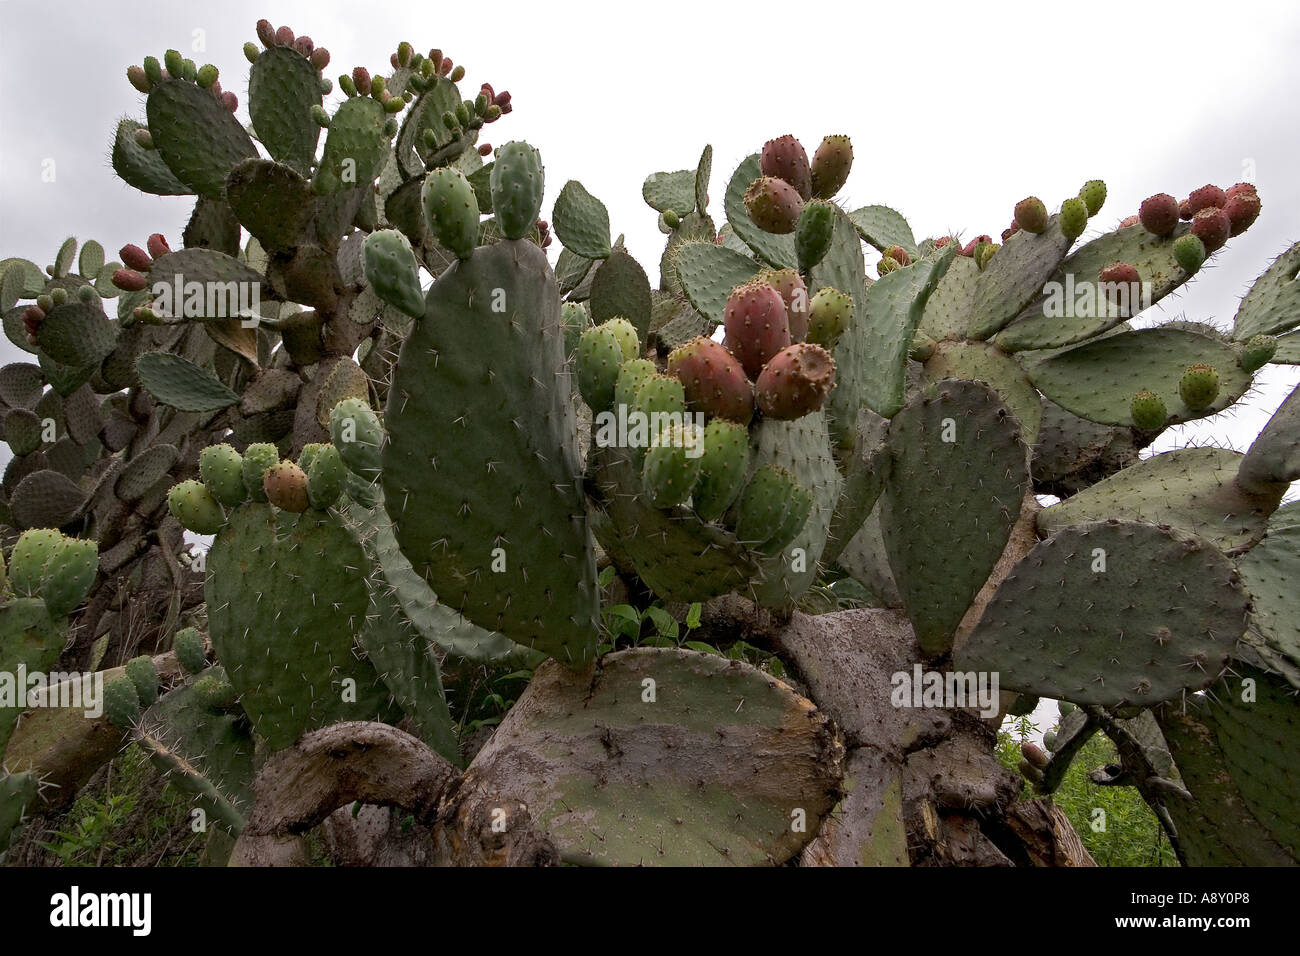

{"left": 1, "top": 0, "right": 1298, "bottom": 477}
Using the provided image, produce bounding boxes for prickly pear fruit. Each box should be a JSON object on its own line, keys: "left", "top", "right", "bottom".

{"left": 193, "top": 670, "right": 238, "bottom": 711}
{"left": 1224, "top": 183, "right": 1261, "bottom": 236}
{"left": 421, "top": 166, "right": 479, "bottom": 260}
{"left": 329, "top": 399, "right": 383, "bottom": 482}
{"left": 974, "top": 242, "right": 998, "bottom": 270}
{"left": 1178, "top": 364, "right": 1220, "bottom": 410}
{"left": 1059, "top": 198, "right": 1088, "bottom": 240}
{"left": 146, "top": 233, "right": 170, "bottom": 259}
{"left": 882, "top": 245, "right": 911, "bottom": 267}
{"left": 298, "top": 443, "right": 328, "bottom": 475}
{"left": 601, "top": 317, "right": 641, "bottom": 362}
{"left": 199, "top": 443, "right": 246, "bottom": 507}
{"left": 1118, "top": 215, "right": 1141, "bottom": 228}
{"left": 1186, "top": 184, "right": 1226, "bottom": 216}
{"left": 1099, "top": 262, "right": 1140, "bottom": 286}
{"left": 807, "top": 287, "right": 853, "bottom": 349}
{"left": 1013, "top": 197, "right": 1048, "bottom": 234}
{"left": 641, "top": 422, "right": 705, "bottom": 508}
{"left": 1240, "top": 334, "right": 1277, "bottom": 373}
{"left": 173, "top": 626, "right": 207, "bottom": 675}
{"left": 1043, "top": 729, "right": 1059, "bottom": 751}
{"left": 760, "top": 134, "right": 812, "bottom": 200}
{"left": 125, "top": 656, "right": 158, "bottom": 706}
{"left": 1078, "top": 179, "right": 1107, "bottom": 216}
{"left": 878, "top": 256, "right": 900, "bottom": 277}
{"left": 576, "top": 323, "right": 626, "bottom": 411}
{"left": 744, "top": 176, "right": 804, "bottom": 234}
{"left": 810, "top": 135, "right": 852, "bottom": 199}
{"left": 1021, "top": 741, "right": 1049, "bottom": 769}
{"left": 723, "top": 281, "right": 791, "bottom": 379}
{"left": 1190, "top": 206, "right": 1230, "bottom": 253}
{"left": 1172, "top": 234, "right": 1207, "bottom": 273}
{"left": 489, "top": 141, "right": 544, "bottom": 240}
{"left": 306, "top": 444, "right": 346, "bottom": 509}
{"left": 757, "top": 268, "right": 809, "bottom": 342}
{"left": 119, "top": 243, "right": 152, "bottom": 272}
{"left": 240, "top": 443, "right": 280, "bottom": 502}
{"left": 795, "top": 199, "right": 836, "bottom": 271}
{"left": 615, "top": 358, "right": 658, "bottom": 410}
{"left": 112, "top": 269, "right": 148, "bottom": 292}
{"left": 104, "top": 677, "right": 141, "bottom": 731}
{"left": 754, "top": 343, "right": 836, "bottom": 420}
{"left": 561, "top": 301, "right": 590, "bottom": 358}
{"left": 667, "top": 336, "right": 755, "bottom": 424}
{"left": 363, "top": 230, "right": 426, "bottom": 319}
{"left": 1130, "top": 390, "right": 1167, "bottom": 430}
{"left": 687, "top": 420, "right": 749, "bottom": 523}
{"left": 960, "top": 235, "right": 992, "bottom": 258}
{"left": 1138, "top": 193, "right": 1179, "bottom": 237}
{"left": 733, "top": 465, "right": 811, "bottom": 553}
{"left": 263, "top": 461, "right": 309, "bottom": 513}
{"left": 168, "top": 480, "right": 225, "bottom": 535}
{"left": 632, "top": 373, "right": 688, "bottom": 449}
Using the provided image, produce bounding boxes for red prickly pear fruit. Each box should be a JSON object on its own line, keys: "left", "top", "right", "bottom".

{"left": 146, "top": 233, "right": 170, "bottom": 259}
{"left": 391, "top": 53, "right": 400, "bottom": 69}
{"left": 126, "top": 64, "right": 151, "bottom": 93}
{"left": 760, "top": 134, "right": 812, "bottom": 201}
{"left": 494, "top": 91, "right": 512, "bottom": 109}
{"left": 1190, "top": 206, "right": 1230, "bottom": 252}
{"left": 1021, "top": 741, "right": 1049, "bottom": 769}
{"left": 723, "top": 281, "right": 792, "bottom": 379}
{"left": 274, "top": 25, "right": 295, "bottom": 47}
{"left": 1223, "top": 184, "right": 1261, "bottom": 236}
{"left": 758, "top": 268, "right": 809, "bottom": 341}
{"left": 255, "top": 19, "right": 275, "bottom": 47}
{"left": 440, "top": 57, "right": 454, "bottom": 75}
{"left": 112, "top": 268, "right": 148, "bottom": 292}
{"left": 667, "top": 336, "right": 755, "bottom": 424}
{"left": 1186, "top": 184, "right": 1226, "bottom": 216}
{"left": 478, "top": 143, "right": 492, "bottom": 156}
{"left": 1178, "top": 199, "right": 1193, "bottom": 220}
{"left": 294, "top": 35, "right": 314, "bottom": 57}
{"left": 1013, "top": 196, "right": 1048, "bottom": 234}
{"left": 480, "top": 82, "right": 495, "bottom": 100}
{"left": 221, "top": 91, "right": 239, "bottom": 112}
{"left": 810, "top": 134, "right": 853, "bottom": 199}
{"left": 1138, "top": 193, "right": 1179, "bottom": 237}
{"left": 311, "top": 47, "right": 330, "bottom": 70}
{"left": 882, "top": 244, "right": 911, "bottom": 267}
{"left": 1225, "top": 182, "right": 1258, "bottom": 201}
{"left": 22, "top": 305, "right": 44, "bottom": 335}
{"left": 743, "top": 176, "right": 804, "bottom": 234}
{"left": 1001, "top": 224, "right": 1018, "bottom": 242}
{"left": 960, "top": 235, "right": 991, "bottom": 257}
{"left": 263, "top": 461, "right": 309, "bottom": 513}
{"left": 1099, "top": 262, "right": 1139, "bottom": 284}
{"left": 119, "top": 243, "right": 152, "bottom": 271}
{"left": 352, "top": 66, "right": 371, "bottom": 95}
{"left": 933, "top": 236, "right": 954, "bottom": 249}
{"left": 754, "top": 343, "right": 836, "bottom": 420}
{"left": 1118, "top": 214, "right": 1141, "bottom": 228}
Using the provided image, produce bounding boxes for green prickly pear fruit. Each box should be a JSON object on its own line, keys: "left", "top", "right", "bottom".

{"left": 1190, "top": 206, "right": 1230, "bottom": 253}
{"left": 421, "top": 166, "right": 480, "bottom": 260}
{"left": 196, "top": 64, "right": 218, "bottom": 88}
{"left": 168, "top": 480, "right": 225, "bottom": 535}
{"left": 974, "top": 242, "right": 999, "bottom": 270}
{"left": 297, "top": 443, "right": 329, "bottom": 475}
{"left": 754, "top": 343, "right": 836, "bottom": 420}
{"left": 199, "top": 443, "right": 247, "bottom": 507}
{"left": 50, "top": 288, "right": 68, "bottom": 306}
{"left": 263, "top": 461, "right": 309, "bottom": 513}
{"left": 143, "top": 56, "right": 162, "bottom": 84}
{"left": 807, "top": 287, "right": 853, "bottom": 350}
{"left": 1241, "top": 334, "right": 1278, "bottom": 373}
{"left": 1139, "top": 193, "right": 1179, "bottom": 237}
{"left": 877, "top": 255, "right": 900, "bottom": 277}
{"left": 1059, "top": 701, "right": 1077, "bottom": 716}
{"left": 910, "top": 329, "right": 937, "bottom": 362}
{"left": 743, "top": 176, "right": 803, "bottom": 234}
{"left": 193, "top": 670, "right": 238, "bottom": 711}
{"left": 733, "top": 465, "right": 810, "bottom": 553}
{"left": 329, "top": 398, "right": 384, "bottom": 482}
{"left": 173, "top": 627, "right": 207, "bottom": 675}
{"left": 795, "top": 199, "right": 836, "bottom": 271}
{"left": 243, "top": 41, "right": 260, "bottom": 64}
{"left": 1078, "top": 179, "right": 1107, "bottom": 216}
{"left": 1172, "top": 234, "right": 1207, "bottom": 273}
{"left": 667, "top": 336, "right": 755, "bottom": 424}
{"left": 362, "top": 229, "right": 426, "bottom": 319}
{"left": 882, "top": 245, "right": 911, "bottom": 266}
{"left": 614, "top": 358, "right": 658, "bottom": 410}
{"left": 723, "top": 280, "right": 791, "bottom": 379}
{"left": 1043, "top": 729, "right": 1059, "bottom": 751}
{"left": 561, "top": 302, "right": 590, "bottom": 358}
{"left": 124, "top": 656, "right": 158, "bottom": 706}
{"left": 241, "top": 443, "right": 280, "bottom": 502}
{"left": 1178, "top": 364, "right": 1220, "bottom": 410}
{"left": 576, "top": 324, "right": 626, "bottom": 411}
{"left": 1014, "top": 196, "right": 1048, "bottom": 234}
{"left": 661, "top": 210, "right": 680, "bottom": 230}
{"left": 642, "top": 422, "right": 705, "bottom": 508}
{"left": 163, "top": 49, "right": 185, "bottom": 78}
{"left": 601, "top": 317, "right": 641, "bottom": 362}
{"left": 692, "top": 420, "right": 751, "bottom": 523}
{"left": 1130, "top": 390, "right": 1168, "bottom": 430}
{"left": 306, "top": 444, "right": 346, "bottom": 510}
{"left": 758, "top": 268, "right": 809, "bottom": 342}
{"left": 489, "top": 141, "right": 544, "bottom": 240}
{"left": 311, "top": 105, "right": 330, "bottom": 127}
{"left": 104, "top": 677, "right": 141, "bottom": 731}
{"left": 760, "top": 134, "right": 812, "bottom": 200}
{"left": 810, "top": 135, "right": 852, "bottom": 199}
{"left": 36, "top": 536, "right": 97, "bottom": 618}
{"left": 1058, "top": 198, "right": 1089, "bottom": 240}
{"left": 633, "top": 374, "right": 688, "bottom": 447}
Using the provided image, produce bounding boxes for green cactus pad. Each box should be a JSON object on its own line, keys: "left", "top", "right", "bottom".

{"left": 1233, "top": 240, "right": 1300, "bottom": 340}
{"left": 34, "top": 302, "right": 117, "bottom": 370}
{"left": 363, "top": 230, "right": 426, "bottom": 319}
{"left": 225, "top": 158, "right": 315, "bottom": 251}
{"left": 136, "top": 352, "right": 240, "bottom": 412}
{"left": 725, "top": 154, "right": 796, "bottom": 269}
{"left": 0, "top": 772, "right": 37, "bottom": 849}
{"left": 823, "top": 408, "right": 890, "bottom": 566}
{"left": 957, "top": 520, "right": 1248, "bottom": 707}
{"left": 4, "top": 409, "right": 42, "bottom": 457}
{"left": 1239, "top": 524, "right": 1300, "bottom": 683}
{"left": 489, "top": 142, "right": 545, "bottom": 240}
{"left": 806, "top": 207, "right": 871, "bottom": 445}
{"left": 881, "top": 381, "right": 1028, "bottom": 656}
{"left": 642, "top": 169, "right": 696, "bottom": 217}
{"left": 918, "top": 254, "right": 978, "bottom": 342}
{"left": 146, "top": 248, "right": 267, "bottom": 319}
{"left": 1026, "top": 327, "right": 1250, "bottom": 426}
{"left": 247, "top": 45, "right": 322, "bottom": 171}
{"left": 394, "top": 74, "right": 464, "bottom": 176}
{"left": 692, "top": 419, "right": 752, "bottom": 523}
{"left": 111, "top": 118, "right": 190, "bottom": 196}
{"left": 383, "top": 239, "right": 598, "bottom": 664}
{"left": 848, "top": 205, "right": 919, "bottom": 260}
{"left": 553, "top": 180, "right": 612, "bottom": 260}
{"left": 590, "top": 247, "right": 652, "bottom": 344}
{"left": 1037, "top": 446, "right": 1281, "bottom": 552}
{"left": 124, "top": 656, "right": 159, "bottom": 706}
{"left": 8, "top": 470, "right": 88, "bottom": 530}
{"left": 673, "top": 241, "right": 759, "bottom": 324}
{"left": 0, "top": 598, "right": 63, "bottom": 760}
{"left": 104, "top": 676, "right": 142, "bottom": 730}
{"left": 994, "top": 223, "right": 1196, "bottom": 352}
{"left": 454, "top": 647, "right": 842, "bottom": 866}
{"left": 921, "top": 339, "right": 1043, "bottom": 445}
{"left": 967, "top": 216, "right": 1073, "bottom": 340}
{"left": 145, "top": 78, "right": 257, "bottom": 198}
{"left": 314, "top": 95, "right": 392, "bottom": 195}
{"left": 1237, "top": 382, "right": 1300, "bottom": 493}
{"left": 0, "top": 363, "right": 43, "bottom": 409}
